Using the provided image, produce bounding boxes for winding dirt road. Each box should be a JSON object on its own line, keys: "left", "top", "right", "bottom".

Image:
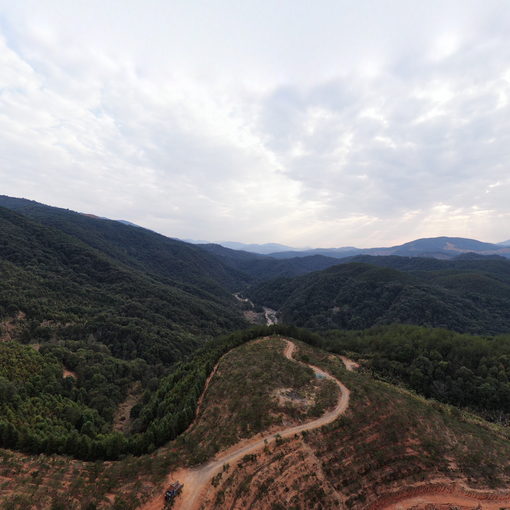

{"left": 140, "top": 338, "right": 351, "bottom": 510}
{"left": 139, "top": 340, "right": 510, "bottom": 510}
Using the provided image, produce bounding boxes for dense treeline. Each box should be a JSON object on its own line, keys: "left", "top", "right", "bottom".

{"left": 0, "top": 206, "right": 245, "bottom": 364}
{"left": 0, "top": 198, "right": 338, "bottom": 462}
{"left": 321, "top": 324, "right": 510, "bottom": 422}
{"left": 0, "top": 341, "right": 107, "bottom": 457}
{"left": 0, "top": 325, "right": 316, "bottom": 460}
{"left": 42, "top": 339, "right": 152, "bottom": 423}
{"left": 0, "top": 203, "right": 249, "bottom": 460}
{"left": 0, "top": 195, "right": 248, "bottom": 295}
{"left": 247, "top": 260, "right": 510, "bottom": 334}
{"left": 0, "top": 196, "right": 351, "bottom": 286}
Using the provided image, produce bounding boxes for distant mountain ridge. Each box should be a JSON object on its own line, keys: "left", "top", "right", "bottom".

{"left": 197, "top": 243, "right": 342, "bottom": 281}
{"left": 195, "top": 241, "right": 305, "bottom": 254}
{"left": 267, "top": 236, "right": 510, "bottom": 260}
{"left": 190, "top": 236, "right": 510, "bottom": 260}
{"left": 3, "top": 196, "right": 509, "bottom": 263}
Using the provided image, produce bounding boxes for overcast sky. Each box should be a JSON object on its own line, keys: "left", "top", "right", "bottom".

{"left": 1, "top": 1, "right": 510, "bottom": 247}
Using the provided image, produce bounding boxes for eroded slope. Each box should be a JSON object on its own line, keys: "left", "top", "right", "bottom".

{"left": 194, "top": 341, "right": 510, "bottom": 510}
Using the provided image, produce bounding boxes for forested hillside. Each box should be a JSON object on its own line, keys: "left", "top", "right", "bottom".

{"left": 3, "top": 193, "right": 510, "bottom": 469}
{"left": 247, "top": 259, "right": 510, "bottom": 334}
{"left": 0, "top": 206, "right": 245, "bottom": 361}
{"left": 0, "top": 195, "right": 344, "bottom": 285}
{"left": 0, "top": 204, "right": 253, "bottom": 459}
{"left": 0, "top": 324, "right": 279, "bottom": 460}
{"left": 0, "top": 195, "right": 248, "bottom": 296}
{"left": 321, "top": 324, "right": 510, "bottom": 423}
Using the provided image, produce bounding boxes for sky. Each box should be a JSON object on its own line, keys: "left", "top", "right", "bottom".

{"left": 1, "top": 1, "right": 510, "bottom": 248}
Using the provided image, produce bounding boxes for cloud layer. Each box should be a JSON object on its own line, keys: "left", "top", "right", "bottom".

{"left": 1, "top": 0, "right": 509, "bottom": 247}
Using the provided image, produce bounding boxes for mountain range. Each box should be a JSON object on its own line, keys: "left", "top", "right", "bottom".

{"left": 3, "top": 194, "right": 510, "bottom": 509}
{"left": 265, "top": 236, "right": 510, "bottom": 259}
{"left": 188, "top": 236, "right": 510, "bottom": 259}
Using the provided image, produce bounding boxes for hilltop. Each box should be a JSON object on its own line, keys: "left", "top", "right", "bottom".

{"left": 195, "top": 337, "right": 510, "bottom": 510}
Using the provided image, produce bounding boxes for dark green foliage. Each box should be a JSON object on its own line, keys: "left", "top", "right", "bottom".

{"left": 0, "top": 195, "right": 329, "bottom": 461}
{"left": 0, "top": 202, "right": 260, "bottom": 460}
{"left": 0, "top": 325, "right": 291, "bottom": 460}
{"left": 0, "top": 195, "right": 247, "bottom": 294}
{"left": 41, "top": 339, "right": 151, "bottom": 424}
{"left": 321, "top": 324, "right": 510, "bottom": 422}
{"left": 0, "top": 341, "right": 106, "bottom": 456}
{"left": 0, "top": 206, "right": 246, "bottom": 365}
{"left": 248, "top": 259, "right": 510, "bottom": 334}
{"left": 132, "top": 325, "right": 314, "bottom": 455}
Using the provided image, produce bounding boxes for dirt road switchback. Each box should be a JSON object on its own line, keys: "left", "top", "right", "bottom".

{"left": 140, "top": 338, "right": 352, "bottom": 510}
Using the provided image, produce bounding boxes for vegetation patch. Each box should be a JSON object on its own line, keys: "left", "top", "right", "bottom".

{"left": 0, "top": 325, "right": 285, "bottom": 460}
{"left": 321, "top": 324, "right": 510, "bottom": 425}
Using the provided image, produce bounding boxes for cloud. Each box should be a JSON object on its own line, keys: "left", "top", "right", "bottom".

{"left": 0, "top": 1, "right": 510, "bottom": 247}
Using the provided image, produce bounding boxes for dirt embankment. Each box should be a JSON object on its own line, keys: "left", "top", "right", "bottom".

{"left": 62, "top": 368, "right": 77, "bottom": 379}
{"left": 373, "top": 483, "right": 510, "bottom": 510}
{"left": 113, "top": 382, "right": 142, "bottom": 433}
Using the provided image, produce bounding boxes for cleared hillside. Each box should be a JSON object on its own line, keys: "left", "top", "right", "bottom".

{"left": 177, "top": 337, "right": 510, "bottom": 510}
{"left": 321, "top": 324, "right": 510, "bottom": 424}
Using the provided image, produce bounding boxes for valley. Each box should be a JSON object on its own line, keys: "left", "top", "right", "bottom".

{"left": 2, "top": 196, "right": 510, "bottom": 509}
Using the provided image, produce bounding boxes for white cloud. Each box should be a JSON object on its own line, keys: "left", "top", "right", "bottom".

{"left": 0, "top": 1, "right": 510, "bottom": 247}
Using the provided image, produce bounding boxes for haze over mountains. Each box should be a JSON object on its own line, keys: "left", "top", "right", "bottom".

{"left": 210, "top": 241, "right": 302, "bottom": 254}
{"left": 198, "top": 237, "right": 510, "bottom": 259}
